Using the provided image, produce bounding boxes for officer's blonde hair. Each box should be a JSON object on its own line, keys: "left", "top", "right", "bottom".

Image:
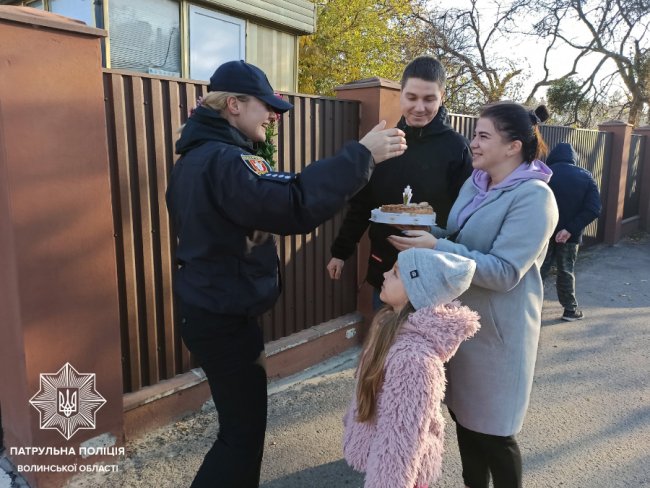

{"left": 201, "top": 91, "right": 249, "bottom": 112}
{"left": 179, "top": 92, "right": 250, "bottom": 133}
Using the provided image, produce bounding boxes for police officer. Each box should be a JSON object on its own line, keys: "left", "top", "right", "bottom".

{"left": 165, "top": 60, "right": 406, "bottom": 488}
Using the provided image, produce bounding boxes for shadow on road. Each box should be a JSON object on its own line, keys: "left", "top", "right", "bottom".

{"left": 261, "top": 459, "right": 363, "bottom": 488}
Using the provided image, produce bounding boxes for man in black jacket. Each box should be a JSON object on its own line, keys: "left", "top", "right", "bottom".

{"left": 541, "top": 142, "right": 602, "bottom": 321}
{"left": 326, "top": 56, "right": 473, "bottom": 308}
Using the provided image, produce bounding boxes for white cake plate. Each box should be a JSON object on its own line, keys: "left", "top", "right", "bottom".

{"left": 369, "top": 208, "right": 437, "bottom": 226}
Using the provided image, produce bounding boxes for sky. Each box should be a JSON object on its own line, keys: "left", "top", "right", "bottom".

{"left": 432, "top": 0, "right": 622, "bottom": 102}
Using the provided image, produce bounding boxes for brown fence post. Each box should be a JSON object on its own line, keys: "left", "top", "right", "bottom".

{"left": 335, "top": 77, "right": 402, "bottom": 139}
{"left": 598, "top": 120, "right": 633, "bottom": 245}
{"left": 633, "top": 126, "right": 650, "bottom": 232}
{"left": 334, "top": 78, "right": 401, "bottom": 325}
{"left": 0, "top": 7, "right": 122, "bottom": 487}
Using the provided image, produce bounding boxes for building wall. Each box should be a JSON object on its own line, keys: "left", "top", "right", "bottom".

{"left": 247, "top": 22, "right": 298, "bottom": 92}
{"left": 200, "top": 0, "right": 315, "bottom": 34}
{"left": 5, "top": 0, "right": 311, "bottom": 91}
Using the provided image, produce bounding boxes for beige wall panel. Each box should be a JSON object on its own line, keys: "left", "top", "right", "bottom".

{"left": 201, "top": 0, "right": 315, "bottom": 33}
{"left": 7, "top": 0, "right": 315, "bottom": 32}
{"left": 247, "top": 22, "right": 298, "bottom": 92}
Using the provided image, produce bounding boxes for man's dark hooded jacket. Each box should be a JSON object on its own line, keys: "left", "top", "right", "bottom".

{"left": 546, "top": 142, "right": 601, "bottom": 244}
{"left": 330, "top": 106, "right": 472, "bottom": 289}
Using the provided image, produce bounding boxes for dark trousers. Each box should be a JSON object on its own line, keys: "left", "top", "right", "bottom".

{"left": 541, "top": 240, "right": 580, "bottom": 311}
{"left": 179, "top": 302, "right": 267, "bottom": 488}
{"left": 450, "top": 411, "right": 522, "bottom": 488}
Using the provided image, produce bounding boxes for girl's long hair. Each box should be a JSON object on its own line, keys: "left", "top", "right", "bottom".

{"left": 355, "top": 303, "right": 415, "bottom": 422}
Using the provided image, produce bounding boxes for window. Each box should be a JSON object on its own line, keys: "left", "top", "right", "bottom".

{"left": 108, "top": 0, "right": 181, "bottom": 77}
{"left": 25, "top": 0, "right": 95, "bottom": 26}
{"left": 26, "top": 0, "right": 44, "bottom": 9}
{"left": 189, "top": 6, "right": 245, "bottom": 82}
{"left": 50, "top": 0, "right": 95, "bottom": 26}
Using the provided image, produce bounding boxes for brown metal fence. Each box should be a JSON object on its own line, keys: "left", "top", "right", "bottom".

{"left": 448, "top": 114, "right": 477, "bottom": 142}
{"left": 260, "top": 93, "right": 359, "bottom": 347}
{"left": 449, "top": 114, "right": 612, "bottom": 243}
{"left": 623, "top": 134, "right": 646, "bottom": 219}
{"left": 103, "top": 69, "right": 360, "bottom": 393}
{"left": 539, "top": 125, "right": 611, "bottom": 243}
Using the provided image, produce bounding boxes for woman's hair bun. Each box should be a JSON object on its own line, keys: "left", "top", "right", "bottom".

{"left": 534, "top": 105, "right": 550, "bottom": 123}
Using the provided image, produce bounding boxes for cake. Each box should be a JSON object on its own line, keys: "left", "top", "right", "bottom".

{"left": 380, "top": 201, "right": 434, "bottom": 215}
{"left": 369, "top": 186, "right": 436, "bottom": 228}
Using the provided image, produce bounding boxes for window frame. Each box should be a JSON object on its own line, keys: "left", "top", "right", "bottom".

{"left": 187, "top": 4, "right": 246, "bottom": 82}
{"left": 104, "top": 0, "right": 182, "bottom": 76}
{"left": 24, "top": 0, "right": 100, "bottom": 27}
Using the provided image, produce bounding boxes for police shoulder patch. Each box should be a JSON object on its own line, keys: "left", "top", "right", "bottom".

{"left": 241, "top": 154, "right": 272, "bottom": 176}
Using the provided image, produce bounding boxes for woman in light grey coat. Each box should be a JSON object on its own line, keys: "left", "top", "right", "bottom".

{"left": 389, "top": 102, "right": 558, "bottom": 488}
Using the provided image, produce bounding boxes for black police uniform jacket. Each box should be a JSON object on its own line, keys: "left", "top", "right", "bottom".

{"left": 330, "top": 106, "right": 472, "bottom": 289}
{"left": 166, "top": 106, "right": 374, "bottom": 317}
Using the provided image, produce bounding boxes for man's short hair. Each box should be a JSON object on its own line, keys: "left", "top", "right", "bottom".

{"left": 401, "top": 56, "right": 446, "bottom": 89}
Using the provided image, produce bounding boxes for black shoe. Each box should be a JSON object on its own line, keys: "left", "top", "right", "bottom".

{"left": 562, "top": 309, "right": 584, "bottom": 321}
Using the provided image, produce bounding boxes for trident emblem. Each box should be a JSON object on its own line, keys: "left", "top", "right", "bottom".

{"left": 57, "top": 388, "right": 78, "bottom": 417}
{"left": 30, "top": 363, "right": 106, "bottom": 439}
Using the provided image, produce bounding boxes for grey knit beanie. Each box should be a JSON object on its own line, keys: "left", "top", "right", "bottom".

{"left": 397, "top": 248, "right": 476, "bottom": 310}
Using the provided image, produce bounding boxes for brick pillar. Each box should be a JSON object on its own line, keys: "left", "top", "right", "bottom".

{"left": 633, "top": 126, "right": 650, "bottom": 232}
{"left": 335, "top": 77, "right": 402, "bottom": 139}
{"left": 334, "top": 77, "right": 401, "bottom": 324}
{"left": 0, "top": 7, "right": 122, "bottom": 487}
{"left": 598, "top": 120, "right": 633, "bottom": 245}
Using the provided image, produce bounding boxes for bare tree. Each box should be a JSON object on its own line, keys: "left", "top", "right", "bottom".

{"left": 545, "top": 74, "right": 628, "bottom": 127}
{"left": 526, "top": 0, "right": 650, "bottom": 126}
{"left": 412, "top": 0, "right": 530, "bottom": 112}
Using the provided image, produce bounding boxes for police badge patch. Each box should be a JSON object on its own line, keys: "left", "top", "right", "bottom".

{"left": 241, "top": 154, "right": 272, "bottom": 176}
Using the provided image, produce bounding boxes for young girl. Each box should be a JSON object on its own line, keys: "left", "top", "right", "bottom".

{"left": 343, "top": 248, "right": 481, "bottom": 488}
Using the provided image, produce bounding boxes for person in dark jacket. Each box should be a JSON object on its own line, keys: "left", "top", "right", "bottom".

{"left": 165, "top": 60, "right": 406, "bottom": 488}
{"left": 541, "top": 142, "right": 601, "bottom": 321}
{"left": 326, "top": 56, "right": 472, "bottom": 308}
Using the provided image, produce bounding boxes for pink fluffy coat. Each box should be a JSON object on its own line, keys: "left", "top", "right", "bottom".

{"left": 343, "top": 303, "right": 480, "bottom": 488}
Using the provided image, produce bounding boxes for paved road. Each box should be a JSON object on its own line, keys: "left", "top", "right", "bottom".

{"left": 9, "top": 233, "right": 647, "bottom": 488}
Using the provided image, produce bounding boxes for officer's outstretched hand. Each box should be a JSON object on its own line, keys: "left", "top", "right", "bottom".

{"left": 327, "top": 257, "right": 345, "bottom": 280}
{"left": 359, "top": 120, "right": 407, "bottom": 163}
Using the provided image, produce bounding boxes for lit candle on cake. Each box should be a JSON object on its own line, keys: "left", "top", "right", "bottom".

{"left": 403, "top": 185, "right": 413, "bottom": 205}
